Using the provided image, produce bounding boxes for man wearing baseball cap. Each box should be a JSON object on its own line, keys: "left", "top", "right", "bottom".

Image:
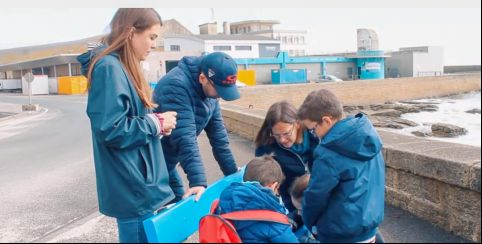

{"left": 153, "top": 52, "right": 241, "bottom": 202}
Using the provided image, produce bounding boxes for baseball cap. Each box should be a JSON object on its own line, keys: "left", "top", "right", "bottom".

{"left": 200, "top": 52, "right": 241, "bottom": 101}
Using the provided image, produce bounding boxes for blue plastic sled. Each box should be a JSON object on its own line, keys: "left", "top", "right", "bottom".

{"left": 143, "top": 169, "right": 245, "bottom": 243}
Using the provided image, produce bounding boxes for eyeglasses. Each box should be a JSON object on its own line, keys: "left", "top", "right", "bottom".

{"left": 271, "top": 124, "right": 295, "bottom": 140}
{"left": 308, "top": 123, "right": 320, "bottom": 136}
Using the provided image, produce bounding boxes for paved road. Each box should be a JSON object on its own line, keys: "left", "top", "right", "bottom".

{"left": 0, "top": 93, "right": 472, "bottom": 243}
{"left": 0, "top": 94, "right": 97, "bottom": 243}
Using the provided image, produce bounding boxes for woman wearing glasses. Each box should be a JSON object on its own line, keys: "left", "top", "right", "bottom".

{"left": 254, "top": 100, "right": 319, "bottom": 214}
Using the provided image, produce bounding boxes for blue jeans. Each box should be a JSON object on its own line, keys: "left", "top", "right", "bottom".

{"left": 116, "top": 212, "right": 154, "bottom": 243}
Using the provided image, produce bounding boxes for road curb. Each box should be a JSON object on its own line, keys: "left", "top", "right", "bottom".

{"left": 32, "top": 209, "right": 103, "bottom": 243}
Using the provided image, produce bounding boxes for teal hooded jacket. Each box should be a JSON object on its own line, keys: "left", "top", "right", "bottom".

{"left": 302, "top": 113, "right": 385, "bottom": 243}
{"left": 77, "top": 49, "right": 174, "bottom": 218}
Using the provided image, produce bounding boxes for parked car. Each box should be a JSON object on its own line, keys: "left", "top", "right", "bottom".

{"left": 316, "top": 74, "right": 343, "bottom": 83}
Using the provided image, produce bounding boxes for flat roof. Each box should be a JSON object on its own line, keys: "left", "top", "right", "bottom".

{"left": 165, "top": 34, "right": 278, "bottom": 41}
{"left": 229, "top": 20, "right": 280, "bottom": 26}
{"left": 0, "top": 54, "right": 80, "bottom": 72}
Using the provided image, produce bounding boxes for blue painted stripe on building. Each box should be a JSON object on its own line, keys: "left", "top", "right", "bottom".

{"left": 234, "top": 51, "right": 386, "bottom": 80}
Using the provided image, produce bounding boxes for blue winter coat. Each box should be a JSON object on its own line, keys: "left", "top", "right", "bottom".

{"left": 77, "top": 49, "right": 174, "bottom": 218}
{"left": 302, "top": 113, "right": 385, "bottom": 243}
{"left": 255, "top": 130, "right": 319, "bottom": 212}
{"left": 152, "top": 56, "right": 237, "bottom": 187}
{"left": 217, "top": 182, "right": 299, "bottom": 243}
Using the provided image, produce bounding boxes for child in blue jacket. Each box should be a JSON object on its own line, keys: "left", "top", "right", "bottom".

{"left": 217, "top": 156, "right": 299, "bottom": 243}
{"left": 297, "top": 89, "right": 385, "bottom": 243}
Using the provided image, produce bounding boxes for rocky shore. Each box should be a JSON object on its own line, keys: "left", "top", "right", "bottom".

{"left": 344, "top": 101, "right": 471, "bottom": 138}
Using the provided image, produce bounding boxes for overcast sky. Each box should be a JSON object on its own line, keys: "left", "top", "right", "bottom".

{"left": 0, "top": 7, "right": 480, "bottom": 65}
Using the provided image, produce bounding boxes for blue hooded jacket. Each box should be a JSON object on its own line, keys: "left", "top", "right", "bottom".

{"left": 302, "top": 113, "right": 385, "bottom": 243}
{"left": 255, "top": 130, "right": 319, "bottom": 212}
{"left": 77, "top": 49, "right": 174, "bottom": 218}
{"left": 152, "top": 56, "right": 238, "bottom": 187}
{"left": 218, "top": 182, "right": 299, "bottom": 243}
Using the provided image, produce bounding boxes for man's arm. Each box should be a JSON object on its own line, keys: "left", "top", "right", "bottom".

{"left": 204, "top": 102, "right": 238, "bottom": 176}
{"left": 153, "top": 84, "right": 208, "bottom": 187}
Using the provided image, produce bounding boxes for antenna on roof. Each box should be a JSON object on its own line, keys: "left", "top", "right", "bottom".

{"left": 211, "top": 8, "right": 215, "bottom": 22}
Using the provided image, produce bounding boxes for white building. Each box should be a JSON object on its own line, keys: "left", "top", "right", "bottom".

{"left": 385, "top": 46, "right": 444, "bottom": 78}
{"left": 229, "top": 20, "right": 307, "bottom": 56}
{"left": 163, "top": 34, "right": 281, "bottom": 59}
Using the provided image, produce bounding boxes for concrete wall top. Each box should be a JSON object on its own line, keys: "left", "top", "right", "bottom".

{"left": 222, "top": 74, "right": 481, "bottom": 110}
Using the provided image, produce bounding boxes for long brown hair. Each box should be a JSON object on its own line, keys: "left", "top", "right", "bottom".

{"left": 255, "top": 100, "right": 299, "bottom": 147}
{"left": 87, "top": 8, "right": 162, "bottom": 109}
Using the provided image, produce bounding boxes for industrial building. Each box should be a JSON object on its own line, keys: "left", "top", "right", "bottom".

{"left": 385, "top": 46, "right": 444, "bottom": 78}
{"left": 0, "top": 17, "right": 447, "bottom": 93}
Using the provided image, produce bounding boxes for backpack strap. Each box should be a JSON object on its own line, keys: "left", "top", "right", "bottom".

{"left": 220, "top": 210, "right": 291, "bottom": 225}
{"left": 210, "top": 199, "right": 220, "bottom": 214}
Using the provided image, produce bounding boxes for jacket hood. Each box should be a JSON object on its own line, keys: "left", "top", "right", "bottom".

{"left": 77, "top": 45, "right": 109, "bottom": 77}
{"left": 321, "top": 113, "right": 382, "bottom": 161}
{"left": 218, "top": 182, "right": 285, "bottom": 214}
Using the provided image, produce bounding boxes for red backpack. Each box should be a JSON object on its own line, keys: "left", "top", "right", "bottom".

{"left": 199, "top": 200, "right": 291, "bottom": 243}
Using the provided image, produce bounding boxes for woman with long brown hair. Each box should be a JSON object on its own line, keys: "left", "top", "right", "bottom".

{"left": 77, "top": 8, "right": 177, "bottom": 243}
{"left": 254, "top": 101, "right": 319, "bottom": 220}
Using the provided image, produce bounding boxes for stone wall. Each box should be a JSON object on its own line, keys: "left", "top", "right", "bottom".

{"left": 220, "top": 78, "right": 481, "bottom": 242}
{"left": 222, "top": 106, "right": 481, "bottom": 242}
{"left": 222, "top": 74, "right": 481, "bottom": 110}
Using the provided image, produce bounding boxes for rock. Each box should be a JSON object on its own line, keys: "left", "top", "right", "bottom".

{"left": 392, "top": 118, "right": 419, "bottom": 127}
{"left": 343, "top": 106, "right": 359, "bottom": 113}
{"left": 466, "top": 108, "right": 481, "bottom": 114}
{"left": 393, "top": 105, "right": 422, "bottom": 113}
{"left": 370, "top": 104, "right": 395, "bottom": 111}
{"left": 412, "top": 131, "right": 432, "bottom": 137}
{"left": 400, "top": 100, "right": 440, "bottom": 105}
{"left": 415, "top": 104, "right": 439, "bottom": 112}
{"left": 431, "top": 123, "right": 468, "bottom": 138}
{"left": 372, "top": 110, "right": 404, "bottom": 117}
{"left": 373, "top": 122, "right": 404, "bottom": 129}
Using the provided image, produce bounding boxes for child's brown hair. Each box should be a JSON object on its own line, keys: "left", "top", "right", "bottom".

{"left": 290, "top": 174, "right": 310, "bottom": 201}
{"left": 243, "top": 155, "right": 285, "bottom": 186}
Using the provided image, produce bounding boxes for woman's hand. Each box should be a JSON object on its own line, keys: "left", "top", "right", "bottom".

{"left": 154, "top": 111, "right": 177, "bottom": 136}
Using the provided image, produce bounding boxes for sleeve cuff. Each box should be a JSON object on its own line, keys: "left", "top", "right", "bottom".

{"left": 146, "top": 114, "right": 162, "bottom": 137}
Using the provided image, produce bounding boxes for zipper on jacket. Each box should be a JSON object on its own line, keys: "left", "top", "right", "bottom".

{"left": 278, "top": 144, "right": 309, "bottom": 174}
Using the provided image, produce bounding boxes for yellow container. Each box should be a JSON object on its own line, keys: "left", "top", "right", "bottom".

{"left": 237, "top": 70, "right": 256, "bottom": 86}
{"left": 58, "top": 76, "right": 87, "bottom": 95}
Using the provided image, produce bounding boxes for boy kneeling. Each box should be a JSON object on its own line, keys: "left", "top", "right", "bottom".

{"left": 216, "top": 156, "right": 299, "bottom": 243}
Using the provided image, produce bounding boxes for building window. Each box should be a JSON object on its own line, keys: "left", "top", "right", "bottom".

{"left": 235, "top": 45, "right": 252, "bottom": 51}
{"left": 294, "top": 37, "right": 299, "bottom": 44}
{"left": 300, "top": 36, "right": 305, "bottom": 44}
{"left": 282, "top": 36, "right": 287, "bottom": 44}
{"left": 213, "top": 45, "right": 232, "bottom": 51}
{"left": 170, "top": 45, "right": 180, "bottom": 52}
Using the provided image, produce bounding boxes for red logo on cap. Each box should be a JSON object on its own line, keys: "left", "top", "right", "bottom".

{"left": 222, "top": 75, "right": 237, "bottom": 85}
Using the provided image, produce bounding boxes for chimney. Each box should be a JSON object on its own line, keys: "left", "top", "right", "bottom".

{"left": 223, "top": 22, "right": 230, "bottom": 35}
{"left": 199, "top": 22, "right": 218, "bottom": 35}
